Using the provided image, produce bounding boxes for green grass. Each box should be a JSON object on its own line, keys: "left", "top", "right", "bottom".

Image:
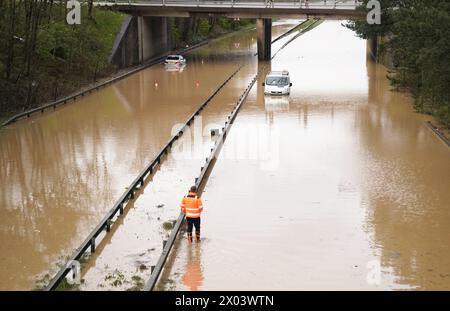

{"left": 125, "top": 275, "right": 145, "bottom": 291}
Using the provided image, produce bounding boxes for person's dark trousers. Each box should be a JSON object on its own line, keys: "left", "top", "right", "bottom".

{"left": 186, "top": 217, "right": 201, "bottom": 242}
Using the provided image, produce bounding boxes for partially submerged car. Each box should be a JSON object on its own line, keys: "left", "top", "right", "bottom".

{"left": 263, "top": 71, "right": 292, "bottom": 95}
{"left": 164, "top": 55, "right": 186, "bottom": 66}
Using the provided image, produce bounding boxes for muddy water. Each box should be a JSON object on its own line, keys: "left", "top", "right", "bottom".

{"left": 0, "top": 21, "right": 297, "bottom": 290}
{"left": 78, "top": 23, "right": 297, "bottom": 291}
{"left": 160, "top": 21, "right": 450, "bottom": 290}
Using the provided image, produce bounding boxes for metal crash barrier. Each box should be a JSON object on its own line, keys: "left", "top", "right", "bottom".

{"left": 143, "top": 72, "right": 258, "bottom": 291}
{"left": 44, "top": 65, "right": 243, "bottom": 291}
{"left": 1, "top": 42, "right": 207, "bottom": 128}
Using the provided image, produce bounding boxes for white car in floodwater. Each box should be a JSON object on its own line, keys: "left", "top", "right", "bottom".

{"left": 263, "top": 71, "right": 292, "bottom": 95}
{"left": 164, "top": 55, "right": 186, "bottom": 66}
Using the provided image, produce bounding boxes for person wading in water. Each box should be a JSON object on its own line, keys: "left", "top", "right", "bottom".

{"left": 180, "top": 186, "right": 204, "bottom": 243}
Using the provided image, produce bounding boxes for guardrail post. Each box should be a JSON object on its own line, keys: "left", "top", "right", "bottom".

{"left": 163, "top": 240, "right": 167, "bottom": 248}
{"left": 91, "top": 238, "right": 96, "bottom": 253}
{"left": 106, "top": 220, "right": 111, "bottom": 232}
{"left": 119, "top": 203, "right": 124, "bottom": 215}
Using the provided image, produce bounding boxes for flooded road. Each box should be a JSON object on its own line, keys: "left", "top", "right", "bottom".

{"left": 1, "top": 17, "right": 449, "bottom": 291}
{"left": 78, "top": 21, "right": 296, "bottom": 291}
{"left": 159, "top": 21, "right": 450, "bottom": 290}
{"left": 0, "top": 21, "right": 297, "bottom": 290}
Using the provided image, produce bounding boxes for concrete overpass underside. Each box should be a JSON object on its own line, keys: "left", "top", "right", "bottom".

{"left": 111, "top": 5, "right": 364, "bottom": 20}
{"left": 103, "top": 2, "right": 365, "bottom": 63}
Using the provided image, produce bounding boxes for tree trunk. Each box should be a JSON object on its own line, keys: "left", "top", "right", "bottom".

{"left": 88, "top": 0, "right": 93, "bottom": 19}
{"left": 6, "top": 0, "right": 17, "bottom": 80}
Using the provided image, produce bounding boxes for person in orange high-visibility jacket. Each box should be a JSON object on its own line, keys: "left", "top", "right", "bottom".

{"left": 180, "top": 185, "right": 204, "bottom": 243}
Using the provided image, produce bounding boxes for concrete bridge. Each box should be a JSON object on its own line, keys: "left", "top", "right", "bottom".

{"left": 100, "top": 0, "right": 366, "bottom": 64}
{"left": 98, "top": 0, "right": 364, "bottom": 19}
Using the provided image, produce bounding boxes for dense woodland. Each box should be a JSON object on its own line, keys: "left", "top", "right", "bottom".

{"left": 0, "top": 1, "right": 254, "bottom": 120}
{"left": 0, "top": 1, "right": 125, "bottom": 119}
{"left": 169, "top": 15, "right": 254, "bottom": 49}
{"left": 347, "top": 0, "right": 450, "bottom": 127}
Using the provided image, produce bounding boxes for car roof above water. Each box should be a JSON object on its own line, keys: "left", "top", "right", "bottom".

{"left": 267, "top": 70, "right": 289, "bottom": 77}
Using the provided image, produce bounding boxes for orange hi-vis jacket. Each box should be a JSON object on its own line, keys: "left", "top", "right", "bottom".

{"left": 181, "top": 192, "right": 203, "bottom": 218}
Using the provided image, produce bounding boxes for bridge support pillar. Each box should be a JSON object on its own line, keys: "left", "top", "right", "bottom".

{"left": 257, "top": 18, "right": 272, "bottom": 61}
{"left": 366, "top": 36, "right": 378, "bottom": 62}
{"left": 367, "top": 35, "right": 393, "bottom": 68}
{"left": 138, "top": 16, "right": 170, "bottom": 64}
{"left": 109, "top": 15, "right": 171, "bottom": 68}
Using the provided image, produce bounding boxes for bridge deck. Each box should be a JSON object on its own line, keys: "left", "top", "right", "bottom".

{"left": 97, "top": 1, "right": 365, "bottom": 19}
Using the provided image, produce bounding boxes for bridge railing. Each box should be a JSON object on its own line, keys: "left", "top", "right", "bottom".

{"left": 99, "top": 0, "right": 362, "bottom": 9}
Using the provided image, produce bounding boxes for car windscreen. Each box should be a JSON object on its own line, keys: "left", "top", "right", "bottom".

{"left": 166, "top": 56, "right": 180, "bottom": 60}
{"left": 265, "top": 76, "right": 288, "bottom": 86}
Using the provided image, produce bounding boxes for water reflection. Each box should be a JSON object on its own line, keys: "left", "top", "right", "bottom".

{"left": 265, "top": 96, "right": 290, "bottom": 114}
{"left": 182, "top": 245, "right": 204, "bottom": 291}
{"left": 0, "top": 115, "right": 116, "bottom": 288}
{"left": 361, "top": 60, "right": 450, "bottom": 290}
{"left": 165, "top": 63, "right": 187, "bottom": 73}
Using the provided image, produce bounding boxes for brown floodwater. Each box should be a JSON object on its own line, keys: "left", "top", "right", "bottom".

{"left": 78, "top": 21, "right": 297, "bottom": 291}
{"left": 0, "top": 21, "right": 297, "bottom": 290}
{"left": 159, "top": 21, "right": 450, "bottom": 290}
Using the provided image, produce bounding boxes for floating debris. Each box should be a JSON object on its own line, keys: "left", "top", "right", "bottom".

{"left": 139, "top": 264, "right": 148, "bottom": 271}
